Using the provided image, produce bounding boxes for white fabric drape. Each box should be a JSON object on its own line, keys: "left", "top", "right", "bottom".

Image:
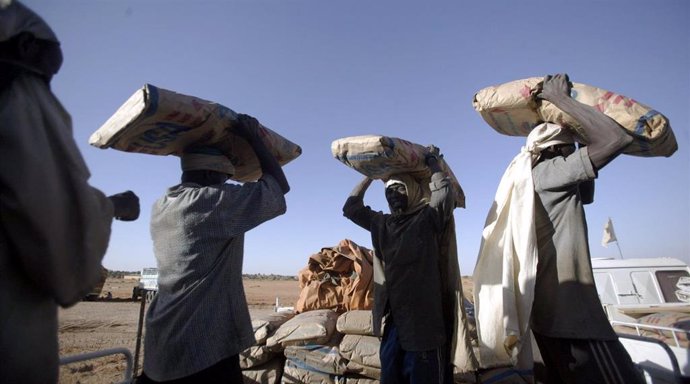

{"left": 473, "top": 123, "right": 573, "bottom": 368}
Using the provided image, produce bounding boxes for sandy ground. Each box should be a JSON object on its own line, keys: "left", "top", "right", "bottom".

{"left": 58, "top": 277, "right": 474, "bottom": 384}
{"left": 58, "top": 278, "right": 300, "bottom": 384}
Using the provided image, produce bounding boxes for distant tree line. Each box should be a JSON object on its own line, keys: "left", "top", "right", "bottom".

{"left": 106, "top": 270, "right": 297, "bottom": 280}
{"left": 243, "top": 273, "right": 298, "bottom": 281}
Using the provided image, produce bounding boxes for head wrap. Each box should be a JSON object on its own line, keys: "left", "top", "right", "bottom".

{"left": 0, "top": 1, "right": 59, "bottom": 43}
{"left": 180, "top": 147, "right": 234, "bottom": 175}
{"left": 384, "top": 173, "right": 428, "bottom": 215}
{"left": 524, "top": 122, "right": 574, "bottom": 165}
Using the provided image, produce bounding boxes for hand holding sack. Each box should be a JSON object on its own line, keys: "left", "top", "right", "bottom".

{"left": 472, "top": 76, "right": 677, "bottom": 157}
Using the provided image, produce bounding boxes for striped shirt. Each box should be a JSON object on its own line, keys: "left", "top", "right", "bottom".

{"left": 144, "top": 175, "right": 286, "bottom": 381}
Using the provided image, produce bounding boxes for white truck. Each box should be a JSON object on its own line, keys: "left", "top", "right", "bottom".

{"left": 591, "top": 257, "right": 690, "bottom": 384}
{"left": 132, "top": 267, "right": 159, "bottom": 303}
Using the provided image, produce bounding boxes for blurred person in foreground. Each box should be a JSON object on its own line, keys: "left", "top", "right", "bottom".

{"left": 138, "top": 115, "right": 290, "bottom": 383}
{"left": 342, "top": 147, "right": 467, "bottom": 384}
{"left": 474, "top": 73, "right": 644, "bottom": 384}
{"left": 0, "top": 1, "right": 140, "bottom": 383}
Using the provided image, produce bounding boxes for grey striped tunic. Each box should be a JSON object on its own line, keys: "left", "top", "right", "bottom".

{"left": 144, "top": 175, "right": 286, "bottom": 381}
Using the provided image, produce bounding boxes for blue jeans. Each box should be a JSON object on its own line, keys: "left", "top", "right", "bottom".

{"left": 380, "top": 321, "right": 449, "bottom": 384}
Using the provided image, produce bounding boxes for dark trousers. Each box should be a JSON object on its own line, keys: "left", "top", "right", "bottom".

{"left": 380, "top": 321, "right": 450, "bottom": 384}
{"left": 533, "top": 331, "right": 645, "bottom": 384}
{"left": 136, "top": 355, "right": 243, "bottom": 384}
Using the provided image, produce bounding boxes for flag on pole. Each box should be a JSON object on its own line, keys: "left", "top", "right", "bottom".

{"left": 601, "top": 217, "right": 617, "bottom": 247}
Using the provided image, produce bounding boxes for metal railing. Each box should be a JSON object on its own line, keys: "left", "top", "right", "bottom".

{"left": 612, "top": 320, "right": 686, "bottom": 348}
{"left": 59, "top": 347, "right": 133, "bottom": 384}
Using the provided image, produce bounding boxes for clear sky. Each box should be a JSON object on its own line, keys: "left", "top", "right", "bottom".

{"left": 23, "top": 0, "right": 690, "bottom": 275}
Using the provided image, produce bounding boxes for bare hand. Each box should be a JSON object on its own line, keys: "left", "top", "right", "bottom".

{"left": 109, "top": 191, "right": 140, "bottom": 221}
{"left": 538, "top": 73, "right": 571, "bottom": 101}
{"left": 233, "top": 114, "right": 261, "bottom": 141}
{"left": 425, "top": 145, "right": 441, "bottom": 166}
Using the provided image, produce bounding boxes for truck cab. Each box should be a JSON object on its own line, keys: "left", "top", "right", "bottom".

{"left": 132, "top": 267, "right": 159, "bottom": 302}
{"left": 591, "top": 257, "right": 690, "bottom": 383}
{"left": 592, "top": 257, "right": 690, "bottom": 321}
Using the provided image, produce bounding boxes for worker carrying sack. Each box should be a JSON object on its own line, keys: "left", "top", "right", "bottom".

{"left": 331, "top": 135, "right": 466, "bottom": 208}
{"left": 472, "top": 77, "right": 677, "bottom": 157}
{"left": 89, "top": 84, "right": 302, "bottom": 182}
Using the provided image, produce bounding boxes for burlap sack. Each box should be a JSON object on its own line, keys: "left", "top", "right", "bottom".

{"left": 345, "top": 361, "right": 381, "bottom": 380}
{"left": 282, "top": 358, "right": 345, "bottom": 384}
{"left": 295, "top": 239, "right": 374, "bottom": 314}
{"left": 336, "top": 310, "right": 374, "bottom": 336}
{"left": 343, "top": 376, "right": 380, "bottom": 384}
{"left": 472, "top": 77, "right": 677, "bottom": 157}
{"left": 331, "top": 135, "right": 466, "bottom": 208}
{"left": 240, "top": 356, "right": 283, "bottom": 384}
{"left": 90, "top": 84, "right": 302, "bottom": 182}
{"left": 266, "top": 309, "right": 339, "bottom": 350}
{"left": 252, "top": 311, "right": 295, "bottom": 345}
{"left": 239, "top": 345, "right": 277, "bottom": 369}
{"left": 638, "top": 311, "right": 690, "bottom": 346}
{"left": 339, "top": 334, "right": 381, "bottom": 369}
{"left": 283, "top": 340, "right": 348, "bottom": 376}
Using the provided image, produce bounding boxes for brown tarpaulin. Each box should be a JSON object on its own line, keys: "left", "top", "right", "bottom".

{"left": 295, "top": 239, "right": 374, "bottom": 313}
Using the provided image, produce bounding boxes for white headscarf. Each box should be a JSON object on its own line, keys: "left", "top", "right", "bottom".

{"left": 473, "top": 123, "right": 573, "bottom": 369}
{"left": 384, "top": 173, "right": 428, "bottom": 215}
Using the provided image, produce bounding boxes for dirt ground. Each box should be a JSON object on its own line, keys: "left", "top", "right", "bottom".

{"left": 58, "top": 277, "right": 300, "bottom": 384}
{"left": 58, "top": 276, "right": 474, "bottom": 384}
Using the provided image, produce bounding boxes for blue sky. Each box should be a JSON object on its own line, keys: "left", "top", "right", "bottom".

{"left": 23, "top": 0, "right": 689, "bottom": 275}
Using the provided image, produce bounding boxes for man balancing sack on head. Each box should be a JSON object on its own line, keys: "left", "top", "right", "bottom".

{"left": 342, "top": 147, "right": 464, "bottom": 384}
{"left": 138, "top": 114, "right": 289, "bottom": 384}
{"left": 0, "top": 2, "right": 140, "bottom": 383}
{"left": 473, "top": 73, "right": 645, "bottom": 384}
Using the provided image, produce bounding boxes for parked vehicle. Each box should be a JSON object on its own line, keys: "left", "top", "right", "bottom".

{"left": 131, "top": 267, "right": 159, "bottom": 303}
{"left": 84, "top": 266, "right": 108, "bottom": 301}
{"left": 592, "top": 257, "right": 690, "bottom": 384}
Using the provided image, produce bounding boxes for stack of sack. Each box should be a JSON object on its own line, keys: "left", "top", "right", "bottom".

{"left": 266, "top": 309, "right": 345, "bottom": 383}
{"left": 336, "top": 310, "right": 381, "bottom": 383}
{"left": 241, "top": 311, "right": 295, "bottom": 384}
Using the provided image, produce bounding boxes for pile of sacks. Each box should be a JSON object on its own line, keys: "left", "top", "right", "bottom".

{"left": 241, "top": 311, "right": 294, "bottom": 383}
{"left": 239, "top": 239, "right": 381, "bottom": 383}
{"left": 240, "top": 308, "right": 382, "bottom": 384}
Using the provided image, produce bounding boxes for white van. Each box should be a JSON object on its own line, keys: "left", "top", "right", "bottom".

{"left": 591, "top": 257, "right": 690, "bottom": 384}
{"left": 592, "top": 257, "right": 690, "bottom": 321}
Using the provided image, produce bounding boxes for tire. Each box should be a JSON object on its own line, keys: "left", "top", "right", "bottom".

{"left": 145, "top": 290, "right": 156, "bottom": 303}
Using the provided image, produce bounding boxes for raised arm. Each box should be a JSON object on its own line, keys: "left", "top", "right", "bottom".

{"left": 348, "top": 176, "right": 373, "bottom": 199}
{"left": 538, "top": 73, "right": 633, "bottom": 170}
{"left": 234, "top": 114, "right": 290, "bottom": 194}
{"left": 425, "top": 146, "right": 454, "bottom": 226}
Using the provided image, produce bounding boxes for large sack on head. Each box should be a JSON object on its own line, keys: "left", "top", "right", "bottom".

{"left": 266, "top": 309, "right": 339, "bottom": 350}
{"left": 331, "top": 135, "right": 466, "bottom": 208}
{"left": 90, "top": 84, "right": 302, "bottom": 182}
{"left": 472, "top": 77, "right": 677, "bottom": 157}
{"left": 296, "top": 239, "right": 374, "bottom": 313}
